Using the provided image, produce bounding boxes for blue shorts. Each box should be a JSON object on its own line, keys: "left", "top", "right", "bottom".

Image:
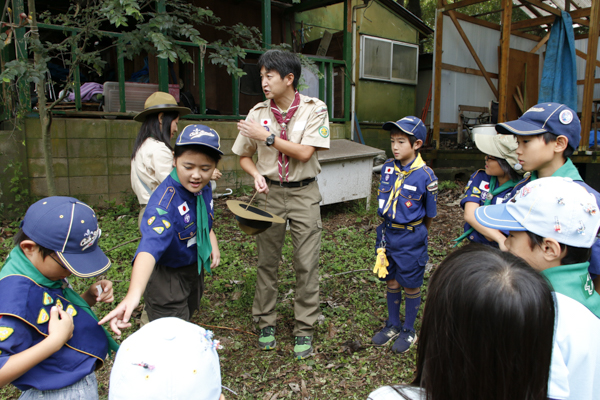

{"left": 376, "top": 222, "right": 429, "bottom": 288}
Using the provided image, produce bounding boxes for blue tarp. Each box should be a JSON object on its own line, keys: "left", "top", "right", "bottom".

{"left": 538, "top": 11, "right": 578, "bottom": 111}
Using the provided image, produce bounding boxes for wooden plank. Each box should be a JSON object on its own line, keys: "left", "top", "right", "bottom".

{"left": 433, "top": 8, "right": 444, "bottom": 149}
{"left": 498, "top": 0, "right": 513, "bottom": 122}
{"left": 449, "top": 11, "right": 543, "bottom": 41}
{"left": 512, "top": 7, "right": 591, "bottom": 31}
{"left": 576, "top": 49, "right": 600, "bottom": 69}
{"left": 573, "top": 18, "right": 589, "bottom": 26}
{"left": 577, "top": 78, "right": 600, "bottom": 85}
{"left": 530, "top": 31, "right": 550, "bottom": 53}
{"left": 442, "top": 62, "right": 499, "bottom": 79}
{"left": 513, "top": 93, "right": 524, "bottom": 113}
{"left": 581, "top": 1, "right": 600, "bottom": 150}
{"left": 447, "top": 10, "right": 499, "bottom": 98}
{"left": 441, "top": 0, "right": 489, "bottom": 12}
{"left": 521, "top": 0, "right": 560, "bottom": 16}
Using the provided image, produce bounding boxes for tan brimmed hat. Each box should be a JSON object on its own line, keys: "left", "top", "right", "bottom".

{"left": 473, "top": 125, "right": 523, "bottom": 174}
{"left": 226, "top": 200, "right": 285, "bottom": 235}
{"left": 134, "top": 92, "right": 191, "bottom": 122}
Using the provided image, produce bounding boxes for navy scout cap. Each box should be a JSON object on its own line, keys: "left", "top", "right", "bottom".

{"left": 495, "top": 102, "right": 581, "bottom": 150}
{"left": 383, "top": 116, "right": 427, "bottom": 142}
{"left": 22, "top": 196, "right": 110, "bottom": 278}
{"left": 176, "top": 124, "right": 223, "bottom": 155}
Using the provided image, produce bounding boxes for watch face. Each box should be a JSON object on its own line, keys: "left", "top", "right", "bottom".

{"left": 266, "top": 134, "right": 275, "bottom": 146}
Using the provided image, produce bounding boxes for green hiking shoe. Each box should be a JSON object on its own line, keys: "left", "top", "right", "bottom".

{"left": 258, "top": 326, "right": 276, "bottom": 350}
{"left": 294, "top": 336, "right": 313, "bottom": 360}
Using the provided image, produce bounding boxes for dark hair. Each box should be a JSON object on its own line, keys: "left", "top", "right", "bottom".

{"left": 13, "top": 229, "right": 55, "bottom": 259}
{"left": 496, "top": 157, "right": 521, "bottom": 182}
{"left": 413, "top": 244, "right": 554, "bottom": 400}
{"left": 526, "top": 230, "right": 591, "bottom": 265}
{"left": 258, "top": 50, "right": 301, "bottom": 91}
{"left": 390, "top": 129, "right": 419, "bottom": 155}
{"left": 174, "top": 144, "right": 222, "bottom": 165}
{"left": 539, "top": 132, "right": 574, "bottom": 158}
{"left": 131, "top": 111, "right": 180, "bottom": 160}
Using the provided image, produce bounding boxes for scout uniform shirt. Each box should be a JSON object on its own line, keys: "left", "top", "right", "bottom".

{"left": 131, "top": 138, "right": 174, "bottom": 205}
{"left": 542, "top": 262, "right": 600, "bottom": 400}
{"left": 459, "top": 170, "right": 516, "bottom": 246}
{"left": 510, "top": 159, "right": 600, "bottom": 277}
{"left": 135, "top": 171, "right": 213, "bottom": 268}
{"left": 231, "top": 94, "right": 330, "bottom": 181}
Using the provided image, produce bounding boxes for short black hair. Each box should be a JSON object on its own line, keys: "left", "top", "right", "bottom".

{"left": 496, "top": 157, "right": 521, "bottom": 182}
{"left": 13, "top": 229, "right": 54, "bottom": 259}
{"left": 539, "top": 132, "right": 574, "bottom": 158}
{"left": 258, "top": 50, "right": 301, "bottom": 90}
{"left": 174, "top": 144, "right": 222, "bottom": 165}
{"left": 526, "top": 230, "right": 591, "bottom": 265}
{"left": 390, "top": 129, "right": 419, "bottom": 154}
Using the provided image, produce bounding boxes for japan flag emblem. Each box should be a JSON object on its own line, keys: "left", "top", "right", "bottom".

{"left": 178, "top": 202, "right": 190, "bottom": 216}
{"left": 261, "top": 118, "right": 271, "bottom": 126}
{"left": 384, "top": 166, "right": 394, "bottom": 174}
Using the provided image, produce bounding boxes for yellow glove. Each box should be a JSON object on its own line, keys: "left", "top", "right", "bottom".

{"left": 373, "top": 247, "right": 389, "bottom": 278}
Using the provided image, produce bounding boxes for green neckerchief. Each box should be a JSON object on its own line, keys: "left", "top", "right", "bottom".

{"left": 169, "top": 168, "right": 212, "bottom": 274}
{"left": 0, "top": 247, "right": 119, "bottom": 355}
{"left": 530, "top": 158, "right": 583, "bottom": 181}
{"left": 541, "top": 262, "right": 600, "bottom": 319}
{"left": 452, "top": 176, "right": 519, "bottom": 246}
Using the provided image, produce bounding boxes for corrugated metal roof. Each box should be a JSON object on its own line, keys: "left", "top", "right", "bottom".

{"left": 515, "top": 0, "right": 592, "bottom": 26}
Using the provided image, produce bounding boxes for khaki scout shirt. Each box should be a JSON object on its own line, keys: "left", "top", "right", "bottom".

{"left": 232, "top": 94, "right": 330, "bottom": 182}
{"left": 131, "top": 138, "right": 173, "bottom": 204}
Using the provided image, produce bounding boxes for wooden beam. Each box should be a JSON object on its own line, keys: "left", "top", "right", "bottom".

{"left": 530, "top": 31, "right": 550, "bottom": 53}
{"left": 433, "top": 8, "right": 444, "bottom": 149}
{"left": 576, "top": 48, "right": 600, "bottom": 69}
{"left": 581, "top": 1, "right": 600, "bottom": 150}
{"left": 577, "top": 78, "right": 600, "bottom": 85}
{"left": 498, "top": 0, "right": 513, "bottom": 122}
{"left": 573, "top": 18, "right": 589, "bottom": 26}
{"left": 441, "top": 0, "right": 490, "bottom": 12}
{"left": 521, "top": 0, "right": 560, "bottom": 16}
{"left": 512, "top": 7, "right": 590, "bottom": 31}
{"left": 442, "top": 62, "right": 499, "bottom": 79}
{"left": 448, "top": 11, "right": 544, "bottom": 41}
{"left": 447, "top": 10, "right": 499, "bottom": 99}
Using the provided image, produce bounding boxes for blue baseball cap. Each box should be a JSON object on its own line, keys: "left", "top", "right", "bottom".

{"left": 22, "top": 196, "right": 111, "bottom": 278}
{"left": 495, "top": 103, "right": 581, "bottom": 150}
{"left": 475, "top": 177, "right": 600, "bottom": 248}
{"left": 382, "top": 116, "right": 427, "bottom": 142}
{"left": 176, "top": 124, "right": 223, "bottom": 154}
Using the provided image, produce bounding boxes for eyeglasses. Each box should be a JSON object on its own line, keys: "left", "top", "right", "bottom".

{"left": 485, "top": 155, "right": 498, "bottom": 162}
{"left": 50, "top": 253, "right": 68, "bottom": 270}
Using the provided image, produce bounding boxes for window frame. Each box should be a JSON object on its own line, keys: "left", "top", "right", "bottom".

{"left": 359, "top": 35, "right": 419, "bottom": 85}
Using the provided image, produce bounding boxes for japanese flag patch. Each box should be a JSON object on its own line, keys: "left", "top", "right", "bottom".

{"left": 178, "top": 202, "right": 190, "bottom": 216}
{"left": 479, "top": 180, "right": 490, "bottom": 191}
{"left": 384, "top": 166, "right": 394, "bottom": 174}
{"left": 261, "top": 118, "right": 271, "bottom": 126}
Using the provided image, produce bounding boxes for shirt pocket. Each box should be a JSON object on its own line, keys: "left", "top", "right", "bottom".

{"left": 178, "top": 225, "right": 197, "bottom": 241}
{"left": 399, "top": 185, "right": 423, "bottom": 203}
{"left": 377, "top": 184, "right": 393, "bottom": 211}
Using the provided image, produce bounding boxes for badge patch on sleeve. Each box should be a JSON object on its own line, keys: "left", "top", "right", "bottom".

{"left": 66, "top": 304, "right": 77, "bottom": 317}
{"left": 37, "top": 308, "right": 50, "bottom": 324}
{"left": 147, "top": 216, "right": 156, "bottom": 226}
{"left": 384, "top": 166, "right": 394, "bottom": 174}
{"left": 156, "top": 208, "right": 168, "bottom": 216}
{"left": 55, "top": 299, "right": 63, "bottom": 310}
{"left": 178, "top": 202, "right": 190, "bottom": 216}
{"left": 427, "top": 180, "right": 438, "bottom": 192}
{"left": 472, "top": 187, "right": 481, "bottom": 195}
{"left": 318, "top": 126, "right": 330, "bottom": 138}
{"left": 162, "top": 220, "right": 171, "bottom": 229}
{"left": 43, "top": 292, "right": 53, "bottom": 306}
{"left": 315, "top": 105, "right": 328, "bottom": 115}
{"left": 479, "top": 180, "right": 490, "bottom": 191}
{"left": 153, "top": 227, "right": 165, "bottom": 235}
{"left": 0, "top": 327, "right": 14, "bottom": 341}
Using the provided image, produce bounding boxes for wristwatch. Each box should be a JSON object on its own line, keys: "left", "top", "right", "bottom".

{"left": 266, "top": 133, "right": 276, "bottom": 146}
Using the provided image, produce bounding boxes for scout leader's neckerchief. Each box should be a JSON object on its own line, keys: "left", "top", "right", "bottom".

{"left": 0, "top": 247, "right": 119, "bottom": 355}
{"left": 382, "top": 154, "right": 426, "bottom": 220}
{"left": 452, "top": 176, "right": 519, "bottom": 246}
{"left": 170, "top": 168, "right": 212, "bottom": 275}
{"left": 271, "top": 91, "right": 301, "bottom": 182}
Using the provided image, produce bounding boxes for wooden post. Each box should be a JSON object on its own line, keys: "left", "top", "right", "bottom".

{"left": 498, "top": 0, "right": 513, "bottom": 122}
{"left": 433, "top": 8, "right": 444, "bottom": 149}
{"left": 581, "top": 0, "right": 600, "bottom": 150}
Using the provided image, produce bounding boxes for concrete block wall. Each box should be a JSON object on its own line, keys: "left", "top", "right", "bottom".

{"left": 17, "top": 117, "right": 351, "bottom": 207}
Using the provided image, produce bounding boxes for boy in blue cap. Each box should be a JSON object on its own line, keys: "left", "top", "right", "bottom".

{"left": 0, "top": 196, "right": 118, "bottom": 398}
{"left": 372, "top": 116, "right": 437, "bottom": 353}
{"left": 100, "top": 124, "right": 222, "bottom": 335}
{"left": 475, "top": 176, "right": 600, "bottom": 400}
{"left": 494, "top": 102, "right": 600, "bottom": 290}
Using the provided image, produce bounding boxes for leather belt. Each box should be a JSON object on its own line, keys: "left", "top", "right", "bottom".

{"left": 265, "top": 177, "right": 316, "bottom": 188}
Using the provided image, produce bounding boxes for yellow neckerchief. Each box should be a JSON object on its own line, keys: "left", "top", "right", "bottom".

{"left": 382, "top": 154, "right": 426, "bottom": 220}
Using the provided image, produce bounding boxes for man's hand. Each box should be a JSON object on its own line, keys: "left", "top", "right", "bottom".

{"left": 238, "top": 119, "right": 269, "bottom": 142}
{"left": 253, "top": 173, "right": 269, "bottom": 194}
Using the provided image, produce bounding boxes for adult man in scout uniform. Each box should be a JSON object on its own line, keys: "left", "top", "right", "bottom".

{"left": 233, "top": 49, "right": 330, "bottom": 359}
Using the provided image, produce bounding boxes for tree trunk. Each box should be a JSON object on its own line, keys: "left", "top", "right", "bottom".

{"left": 27, "top": 0, "right": 56, "bottom": 196}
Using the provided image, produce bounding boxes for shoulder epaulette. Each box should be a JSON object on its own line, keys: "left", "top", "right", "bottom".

{"left": 250, "top": 100, "right": 269, "bottom": 112}
{"left": 158, "top": 186, "right": 176, "bottom": 210}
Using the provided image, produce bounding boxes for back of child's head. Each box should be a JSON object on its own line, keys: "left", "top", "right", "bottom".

{"left": 495, "top": 102, "right": 580, "bottom": 157}
{"left": 175, "top": 124, "right": 223, "bottom": 165}
{"left": 414, "top": 243, "right": 554, "bottom": 400}
{"left": 258, "top": 49, "right": 301, "bottom": 90}
{"left": 475, "top": 177, "right": 600, "bottom": 258}
{"left": 17, "top": 196, "right": 110, "bottom": 277}
{"left": 109, "top": 317, "right": 222, "bottom": 400}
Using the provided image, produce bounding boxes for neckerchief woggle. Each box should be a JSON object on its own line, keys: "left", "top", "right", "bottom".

{"left": 0, "top": 247, "right": 119, "bottom": 355}
{"left": 271, "top": 91, "right": 301, "bottom": 182}
{"left": 170, "top": 168, "right": 212, "bottom": 274}
{"left": 452, "top": 176, "right": 518, "bottom": 247}
{"left": 382, "top": 154, "right": 426, "bottom": 220}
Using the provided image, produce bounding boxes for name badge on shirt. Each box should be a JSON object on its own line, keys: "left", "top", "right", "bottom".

{"left": 187, "top": 236, "right": 197, "bottom": 248}
{"left": 379, "top": 199, "right": 385, "bottom": 209}
{"left": 403, "top": 184, "right": 417, "bottom": 191}
{"left": 293, "top": 121, "right": 307, "bottom": 131}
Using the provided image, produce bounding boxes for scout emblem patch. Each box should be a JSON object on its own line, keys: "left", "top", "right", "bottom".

{"left": 55, "top": 299, "right": 63, "bottom": 310}
{"left": 427, "top": 181, "right": 438, "bottom": 192}
{"left": 43, "top": 292, "right": 53, "bottom": 306}
{"left": 559, "top": 109, "right": 573, "bottom": 125}
{"left": 153, "top": 227, "right": 165, "bottom": 235}
{"left": 37, "top": 308, "right": 50, "bottom": 324}
{"left": 66, "top": 304, "right": 77, "bottom": 317}
{"left": 162, "top": 220, "right": 171, "bottom": 229}
{"left": 318, "top": 125, "right": 329, "bottom": 138}
{"left": 147, "top": 216, "right": 156, "bottom": 226}
{"left": 315, "top": 105, "right": 327, "bottom": 115}
{"left": 405, "top": 200, "right": 413, "bottom": 208}
{"left": 184, "top": 214, "right": 191, "bottom": 224}
{"left": 472, "top": 187, "right": 481, "bottom": 195}
{"left": 582, "top": 273, "right": 594, "bottom": 297}
{"left": 178, "top": 202, "right": 190, "bottom": 216}
{"left": 0, "top": 327, "right": 14, "bottom": 341}
{"left": 156, "top": 208, "right": 168, "bottom": 216}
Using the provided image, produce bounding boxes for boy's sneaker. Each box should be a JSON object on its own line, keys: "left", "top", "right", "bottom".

{"left": 392, "top": 328, "right": 417, "bottom": 353}
{"left": 372, "top": 321, "right": 402, "bottom": 346}
{"left": 294, "top": 336, "right": 313, "bottom": 359}
{"left": 258, "top": 326, "right": 276, "bottom": 350}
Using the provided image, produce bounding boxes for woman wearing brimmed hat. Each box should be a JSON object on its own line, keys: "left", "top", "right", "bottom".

{"left": 131, "top": 92, "right": 191, "bottom": 226}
